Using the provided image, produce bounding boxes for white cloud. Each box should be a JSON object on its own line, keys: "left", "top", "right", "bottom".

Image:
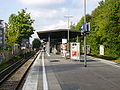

{"left": 27, "top": 8, "right": 68, "bottom": 18}
{"left": 87, "top": 0, "right": 101, "bottom": 6}
{"left": 42, "top": 20, "right": 67, "bottom": 30}
{"left": 19, "top": 0, "right": 65, "bottom": 5}
{"left": 27, "top": 0, "right": 102, "bottom": 43}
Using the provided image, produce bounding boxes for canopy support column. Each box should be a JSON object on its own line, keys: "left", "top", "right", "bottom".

{"left": 46, "top": 34, "right": 50, "bottom": 54}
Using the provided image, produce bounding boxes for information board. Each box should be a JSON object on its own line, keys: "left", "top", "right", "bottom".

{"left": 100, "top": 45, "right": 104, "bottom": 55}
{"left": 70, "top": 42, "right": 80, "bottom": 60}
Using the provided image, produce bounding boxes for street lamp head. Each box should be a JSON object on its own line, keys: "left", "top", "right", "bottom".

{"left": 64, "top": 15, "right": 73, "bottom": 18}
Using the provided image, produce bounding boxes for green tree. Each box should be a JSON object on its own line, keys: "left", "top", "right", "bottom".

{"left": 72, "top": 0, "right": 120, "bottom": 58}
{"left": 75, "top": 14, "right": 92, "bottom": 31}
{"left": 32, "top": 38, "right": 41, "bottom": 50}
{"left": 71, "top": 14, "right": 91, "bottom": 44}
{"left": 70, "top": 23, "right": 76, "bottom": 30}
{"left": 88, "top": 0, "right": 120, "bottom": 58}
{"left": 6, "top": 9, "right": 35, "bottom": 46}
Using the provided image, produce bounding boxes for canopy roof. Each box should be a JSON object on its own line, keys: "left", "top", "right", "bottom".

{"left": 37, "top": 29, "right": 81, "bottom": 41}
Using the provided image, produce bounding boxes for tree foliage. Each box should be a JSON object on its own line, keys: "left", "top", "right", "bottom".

{"left": 88, "top": 0, "right": 120, "bottom": 58}
{"left": 70, "top": 14, "right": 92, "bottom": 44}
{"left": 75, "top": 14, "right": 92, "bottom": 31}
{"left": 73, "top": 0, "right": 120, "bottom": 58}
{"left": 32, "top": 38, "right": 41, "bottom": 50}
{"left": 6, "top": 9, "right": 35, "bottom": 46}
{"left": 70, "top": 23, "right": 76, "bottom": 30}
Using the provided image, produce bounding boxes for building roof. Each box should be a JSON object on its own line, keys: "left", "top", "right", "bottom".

{"left": 37, "top": 29, "right": 81, "bottom": 41}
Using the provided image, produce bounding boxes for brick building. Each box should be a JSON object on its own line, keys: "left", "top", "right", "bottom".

{"left": 0, "top": 20, "right": 6, "bottom": 49}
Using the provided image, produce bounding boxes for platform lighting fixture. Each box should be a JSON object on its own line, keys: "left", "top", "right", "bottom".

{"left": 64, "top": 15, "right": 73, "bottom": 55}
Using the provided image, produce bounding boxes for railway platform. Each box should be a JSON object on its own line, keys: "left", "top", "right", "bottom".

{"left": 21, "top": 52, "right": 120, "bottom": 90}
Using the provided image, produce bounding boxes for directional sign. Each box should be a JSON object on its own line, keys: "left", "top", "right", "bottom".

{"left": 81, "top": 22, "right": 90, "bottom": 33}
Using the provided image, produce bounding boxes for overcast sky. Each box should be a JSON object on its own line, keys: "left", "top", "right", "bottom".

{"left": 0, "top": 0, "right": 101, "bottom": 43}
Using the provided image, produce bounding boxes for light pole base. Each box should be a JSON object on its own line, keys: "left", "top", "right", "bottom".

{"left": 84, "top": 65, "right": 87, "bottom": 67}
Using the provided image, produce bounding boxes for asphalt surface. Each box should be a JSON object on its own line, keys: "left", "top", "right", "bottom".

{"left": 22, "top": 52, "right": 120, "bottom": 90}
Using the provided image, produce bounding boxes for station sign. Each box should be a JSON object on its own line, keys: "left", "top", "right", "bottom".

{"left": 81, "top": 22, "right": 90, "bottom": 33}
{"left": 62, "top": 39, "right": 67, "bottom": 44}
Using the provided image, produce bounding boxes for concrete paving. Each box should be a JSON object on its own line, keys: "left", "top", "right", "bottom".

{"left": 22, "top": 52, "right": 42, "bottom": 90}
{"left": 87, "top": 55, "right": 120, "bottom": 68}
{"left": 22, "top": 52, "right": 120, "bottom": 90}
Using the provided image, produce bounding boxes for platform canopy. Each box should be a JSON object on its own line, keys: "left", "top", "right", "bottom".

{"left": 37, "top": 29, "right": 81, "bottom": 41}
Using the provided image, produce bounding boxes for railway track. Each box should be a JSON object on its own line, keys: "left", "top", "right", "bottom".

{"left": 0, "top": 51, "right": 40, "bottom": 90}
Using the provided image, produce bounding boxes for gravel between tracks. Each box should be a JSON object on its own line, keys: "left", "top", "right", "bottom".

{"left": 0, "top": 53, "right": 38, "bottom": 90}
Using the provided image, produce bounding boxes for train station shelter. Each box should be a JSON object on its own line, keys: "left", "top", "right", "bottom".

{"left": 37, "top": 29, "right": 81, "bottom": 54}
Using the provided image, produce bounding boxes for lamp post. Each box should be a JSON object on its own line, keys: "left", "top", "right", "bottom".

{"left": 84, "top": 0, "right": 87, "bottom": 67}
{"left": 64, "top": 15, "right": 73, "bottom": 54}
